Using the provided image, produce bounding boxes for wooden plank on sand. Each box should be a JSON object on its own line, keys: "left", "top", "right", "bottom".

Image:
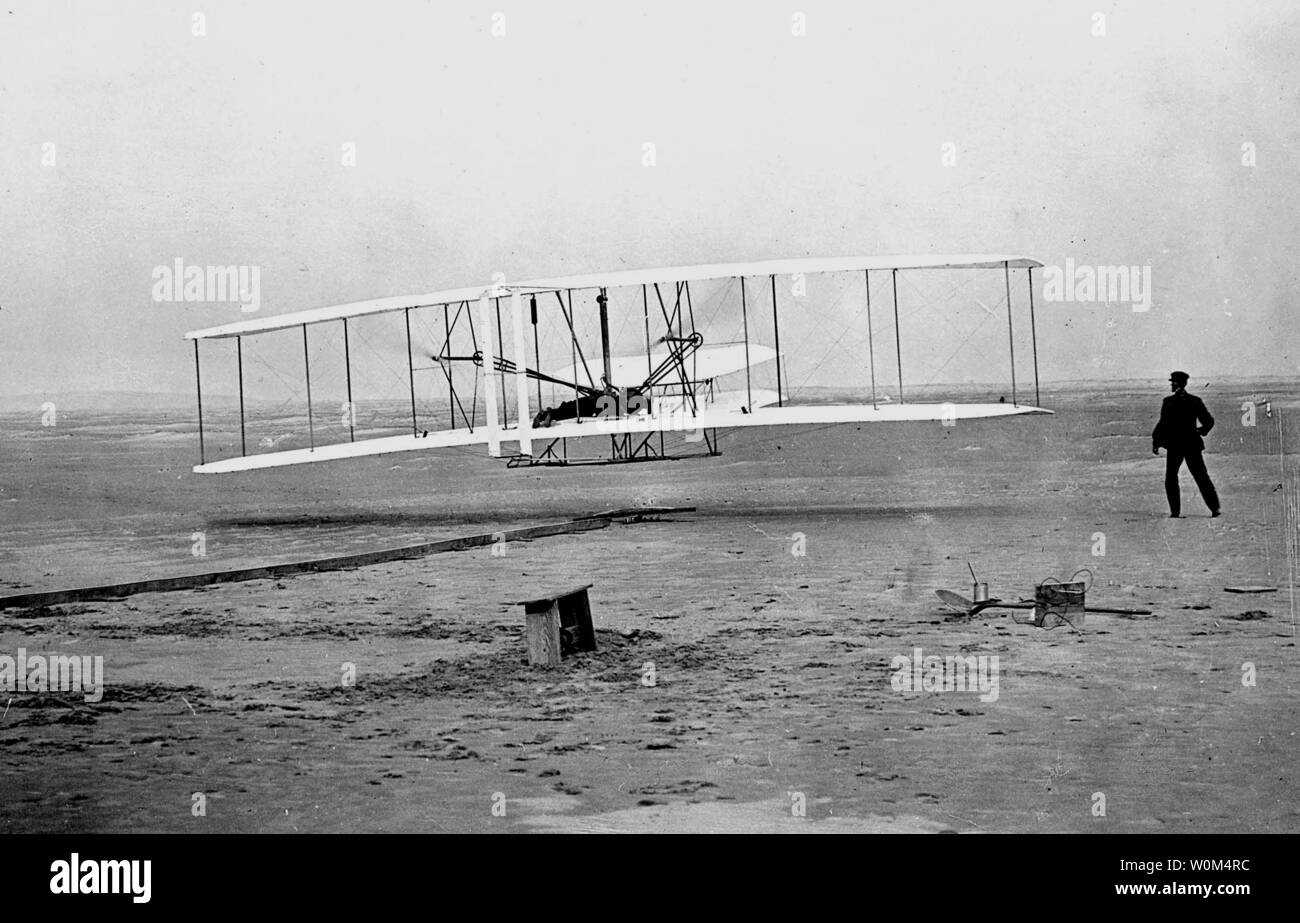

{"left": 0, "top": 517, "right": 615, "bottom": 611}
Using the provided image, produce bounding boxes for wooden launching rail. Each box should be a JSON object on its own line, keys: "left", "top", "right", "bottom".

{"left": 0, "top": 507, "right": 694, "bottom": 611}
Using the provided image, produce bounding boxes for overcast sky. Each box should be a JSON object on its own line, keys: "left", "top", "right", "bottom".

{"left": 1, "top": 0, "right": 1296, "bottom": 401}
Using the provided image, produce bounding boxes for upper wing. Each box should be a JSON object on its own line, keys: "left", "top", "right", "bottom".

{"left": 514, "top": 254, "right": 1043, "bottom": 297}
{"left": 184, "top": 254, "right": 1043, "bottom": 341}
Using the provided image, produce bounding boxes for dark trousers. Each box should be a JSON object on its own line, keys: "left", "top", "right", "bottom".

{"left": 1166, "top": 448, "right": 1219, "bottom": 516}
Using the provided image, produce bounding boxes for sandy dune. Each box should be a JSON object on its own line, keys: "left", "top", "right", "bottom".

{"left": 1, "top": 382, "right": 1296, "bottom": 832}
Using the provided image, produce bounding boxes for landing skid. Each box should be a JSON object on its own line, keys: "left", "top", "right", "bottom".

{"left": 505, "top": 429, "right": 720, "bottom": 468}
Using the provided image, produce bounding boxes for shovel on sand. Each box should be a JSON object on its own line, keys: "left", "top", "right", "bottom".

{"left": 935, "top": 563, "right": 1154, "bottom": 622}
{"left": 935, "top": 562, "right": 1003, "bottom": 617}
{"left": 934, "top": 588, "right": 1004, "bottom": 618}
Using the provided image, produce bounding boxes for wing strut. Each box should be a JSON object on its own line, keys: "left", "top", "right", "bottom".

{"left": 237, "top": 335, "right": 247, "bottom": 456}
{"left": 642, "top": 284, "right": 653, "bottom": 381}
{"left": 510, "top": 290, "right": 532, "bottom": 456}
{"left": 302, "top": 323, "right": 314, "bottom": 449}
{"left": 864, "top": 269, "right": 877, "bottom": 409}
{"left": 770, "top": 274, "right": 783, "bottom": 407}
{"left": 1004, "top": 260, "right": 1018, "bottom": 407}
{"left": 193, "top": 340, "right": 205, "bottom": 465}
{"left": 531, "top": 295, "right": 542, "bottom": 409}
{"left": 495, "top": 298, "right": 509, "bottom": 427}
{"left": 684, "top": 281, "right": 698, "bottom": 385}
{"left": 443, "top": 304, "right": 456, "bottom": 429}
{"left": 404, "top": 308, "right": 418, "bottom": 436}
{"left": 740, "top": 276, "right": 753, "bottom": 410}
{"left": 464, "top": 300, "right": 479, "bottom": 429}
{"left": 342, "top": 318, "right": 354, "bottom": 442}
{"left": 597, "top": 287, "right": 613, "bottom": 387}
{"left": 1027, "top": 266, "right": 1040, "bottom": 407}
{"left": 477, "top": 293, "right": 501, "bottom": 457}
{"left": 891, "top": 269, "right": 904, "bottom": 404}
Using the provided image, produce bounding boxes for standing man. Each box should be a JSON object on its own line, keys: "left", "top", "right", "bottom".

{"left": 1152, "top": 371, "right": 1221, "bottom": 518}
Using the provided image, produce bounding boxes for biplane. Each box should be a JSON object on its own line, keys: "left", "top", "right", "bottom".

{"left": 184, "top": 255, "right": 1050, "bottom": 473}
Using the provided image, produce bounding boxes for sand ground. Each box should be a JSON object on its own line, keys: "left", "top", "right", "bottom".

{"left": 1, "top": 382, "right": 1296, "bottom": 833}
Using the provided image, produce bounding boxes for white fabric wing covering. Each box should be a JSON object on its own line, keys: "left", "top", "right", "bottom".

{"left": 193, "top": 401, "right": 1050, "bottom": 473}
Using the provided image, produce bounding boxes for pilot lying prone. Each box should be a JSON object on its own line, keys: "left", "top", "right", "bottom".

{"left": 532, "top": 378, "right": 650, "bottom": 427}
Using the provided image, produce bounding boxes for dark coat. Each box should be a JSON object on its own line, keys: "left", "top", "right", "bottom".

{"left": 533, "top": 386, "right": 647, "bottom": 427}
{"left": 1153, "top": 390, "right": 1215, "bottom": 452}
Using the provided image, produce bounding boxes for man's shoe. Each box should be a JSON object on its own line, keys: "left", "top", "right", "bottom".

{"left": 1211, "top": 509, "right": 1221, "bottom": 517}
